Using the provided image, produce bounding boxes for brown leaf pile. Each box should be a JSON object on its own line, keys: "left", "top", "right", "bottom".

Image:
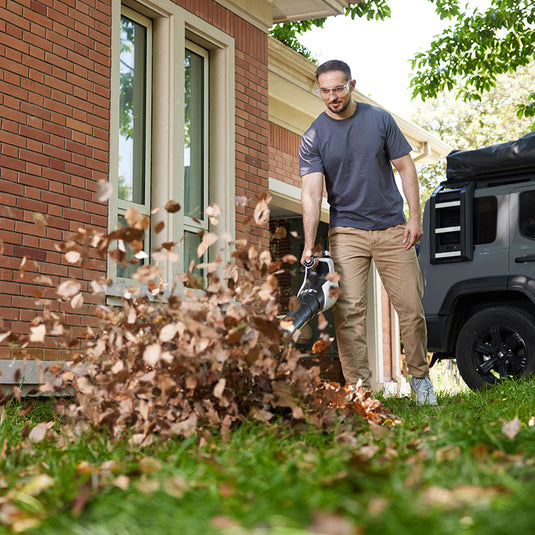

{"left": 2, "top": 195, "right": 398, "bottom": 443}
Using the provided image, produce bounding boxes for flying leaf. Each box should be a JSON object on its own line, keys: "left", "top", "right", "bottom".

{"left": 0, "top": 331, "right": 11, "bottom": 343}
{"left": 143, "top": 344, "right": 161, "bottom": 366}
{"left": 30, "top": 324, "right": 46, "bottom": 342}
{"left": 57, "top": 280, "right": 81, "bottom": 298}
{"left": 159, "top": 323, "right": 178, "bottom": 342}
{"left": 132, "top": 265, "right": 162, "bottom": 283}
{"left": 234, "top": 195, "right": 247, "bottom": 207}
{"left": 71, "top": 293, "right": 84, "bottom": 309}
{"left": 65, "top": 250, "right": 82, "bottom": 264}
{"left": 254, "top": 196, "right": 271, "bottom": 225}
{"left": 97, "top": 180, "right": 113, "bottom": 202}
{"left": 317, "top": 312, "right": 328, "bottom": 330}
{"left": 206, "top": 204, "right": 222, "bottom": 225}
{"left": 197, "top": 232, "right": 218, "bottom": 257}
{"left": 34, "top": 275, "right": 54, "bottom": 286}
{"left": 273, "top": 226, "right": 287, "bottom": 239}
{"left": 213, "top": 378, "right": 226, "bottom": 399}
{"left": 125, "top": 207, "right": 141, "bottom": 226}
{"left": 326, "top": 271, "right": 340, "bottom": 283}
{"left": 32, "top": 212, "right": 48, "bottom": 227}
{"left": 281, "top": 254, "right": 298, "bottom": 264}
{"left": 164, "top": 200, "right": 181, "bottom": 213}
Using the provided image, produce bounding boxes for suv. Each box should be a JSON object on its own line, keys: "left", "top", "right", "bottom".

{"left": 418, "top": 132, "right": 535, "bottom": 389}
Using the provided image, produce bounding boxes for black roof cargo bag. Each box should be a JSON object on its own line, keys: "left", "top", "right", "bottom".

{"left": 446, "top": 131, "right": 535, "bottom": 184}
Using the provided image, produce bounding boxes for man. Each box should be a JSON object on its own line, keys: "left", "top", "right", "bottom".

{"left": 299, "top": 59, "right": 437, "bottom": 405}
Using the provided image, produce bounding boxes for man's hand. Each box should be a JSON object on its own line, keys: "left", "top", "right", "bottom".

{"left": 301, "top": 247, "right": 314, "bottom": 266}
{"left": 403, "top": 218, "right": 423, "bottom": 250}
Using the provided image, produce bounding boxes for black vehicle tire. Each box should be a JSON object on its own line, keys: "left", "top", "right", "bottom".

{"left": 455, "top": 306, "right": 535, "bottom": 390}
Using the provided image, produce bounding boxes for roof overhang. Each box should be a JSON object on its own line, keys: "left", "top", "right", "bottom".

{"left": 215, "top": 1, "right": 361, "bottom": 32}
{"left": 272, "top": 0, "right": 359, "bottom": 23}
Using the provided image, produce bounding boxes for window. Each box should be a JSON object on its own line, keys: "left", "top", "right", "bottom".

{"left": 473, "top": 196, "right": 497, "bottom": 245}
{"left": 183, "top": 42, "right": 209, "bottom": 277}
{"left": 116, "top": 8, "right": 152, "bottom": 280}
{"left": 108, "top": 1, "right": 235, "bottom": 295}
{"left": 519, "top": 190, "right": 535, "bottom": 240}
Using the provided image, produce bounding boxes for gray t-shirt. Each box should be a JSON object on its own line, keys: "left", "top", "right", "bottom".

{"left": 299, "top": 102, "right": 412, "bottom": 230}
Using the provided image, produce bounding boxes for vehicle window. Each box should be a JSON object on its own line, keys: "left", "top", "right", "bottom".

{"left": 473, "top": 196, "right": 497, "bottom": 245}
{"left": 519, "top": 190, "right": 535, "bottom": 240}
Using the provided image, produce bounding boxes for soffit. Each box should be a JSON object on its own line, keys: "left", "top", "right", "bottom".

{"left": 271, "top": 0, "right": 357, "bottom": 23}
{"left": 215, "top": 0, "right": 360, "bottom": 31}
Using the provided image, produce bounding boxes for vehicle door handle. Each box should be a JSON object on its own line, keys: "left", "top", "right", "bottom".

{"left": 515, "top": 254, "right": 535, "bottom": 263}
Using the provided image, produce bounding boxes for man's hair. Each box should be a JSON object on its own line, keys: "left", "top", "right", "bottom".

{"left": 315, "top": 60, "right": 352, "bottom": 81}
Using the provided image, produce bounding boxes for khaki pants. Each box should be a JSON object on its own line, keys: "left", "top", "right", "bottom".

{"left": 328, "top": 224, "right": 429, "bottom": 389}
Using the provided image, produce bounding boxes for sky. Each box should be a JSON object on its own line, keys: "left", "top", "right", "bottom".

{"left": 298, "top": 0, "right": 491, "bottom": 118}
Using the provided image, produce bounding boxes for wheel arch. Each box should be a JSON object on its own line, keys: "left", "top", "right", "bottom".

{"left": 436, "top": 277, "right": 535, "bottom": 354}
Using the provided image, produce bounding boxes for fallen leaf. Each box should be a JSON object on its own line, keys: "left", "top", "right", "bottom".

{"left": 435, "top": 444, "right": 462, "bottom": 462}
{"left": 309, "top": 510, "right": 357, "bottom": 535}
{"left": 23, "top": 473, "right": 53, "bottom": 495}
{"left": 502, "top": 418, "right": 521, "bottom": 439}
{"left": 28, "top": 422, "right": 54, "bottom": 443}
{"left": 114, "top": 474, "right": 130, "bottom": 490}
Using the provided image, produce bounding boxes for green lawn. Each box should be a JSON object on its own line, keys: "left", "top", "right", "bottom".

{"left": 1, "top": 377, "right": 534, "bottom": 535}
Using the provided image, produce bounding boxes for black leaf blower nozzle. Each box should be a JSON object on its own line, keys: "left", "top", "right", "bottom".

{"left": 281, "top": 251, "right": 339, "bottom": 334}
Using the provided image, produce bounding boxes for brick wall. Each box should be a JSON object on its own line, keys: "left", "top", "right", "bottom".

{"left": 269, "top": 123, "right": 301, "bottom": 188}
{"left": 0, "top": 0, "right": 111, "bottom": 360}
{"left": 0, "top": 0, "right": 271, "bottom": 359}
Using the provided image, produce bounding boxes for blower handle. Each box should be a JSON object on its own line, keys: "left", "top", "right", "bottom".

{"left": 303, "top": 257, "right": 317, "bottom": 269}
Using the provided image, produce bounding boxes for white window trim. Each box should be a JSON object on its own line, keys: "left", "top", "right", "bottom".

{"left": 108, "top": 0, "right": 235, "bottom": 298}
{"left": 112, "top": 6, "right": 152, "bottom": 284}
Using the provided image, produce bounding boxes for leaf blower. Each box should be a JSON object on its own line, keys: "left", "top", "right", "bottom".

{"left": 281, "top": 251, "right": 339, "bottom": 334}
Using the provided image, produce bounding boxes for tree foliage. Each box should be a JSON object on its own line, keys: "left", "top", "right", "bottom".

{"left": 411, "top": 0, "right": 535, "bottom": 122}
{"left": 413, "top": 61, "right": 535, "bottom": 203}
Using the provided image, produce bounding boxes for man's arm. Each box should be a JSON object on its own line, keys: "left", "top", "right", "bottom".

{"left": 392, "top": 153, "right": 423, "bottom": 250}
{"left": 301, "top": 172, "right": 324, "bottom": 264}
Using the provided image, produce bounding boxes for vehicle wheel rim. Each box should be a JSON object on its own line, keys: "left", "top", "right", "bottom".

{"left": 472, "top": 323, "right": 528, "bottom": 382}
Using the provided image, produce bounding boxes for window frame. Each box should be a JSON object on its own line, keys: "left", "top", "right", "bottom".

{"left": 519, "top": 190, "right": 535, "bottom": 241}
{"left": 114, "top": 6, "right": 153, "bottom": 282}
{"left": 107, "top": 0, "right": 235, "bottom": 298}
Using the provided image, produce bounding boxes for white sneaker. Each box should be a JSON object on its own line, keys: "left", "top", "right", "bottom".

{"left": 409, "top": 375, "right": 438, "bottom": 405}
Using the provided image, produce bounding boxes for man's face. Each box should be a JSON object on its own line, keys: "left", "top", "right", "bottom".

{"left": 317, "top": 71, "right": 354, "bottom": 116}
